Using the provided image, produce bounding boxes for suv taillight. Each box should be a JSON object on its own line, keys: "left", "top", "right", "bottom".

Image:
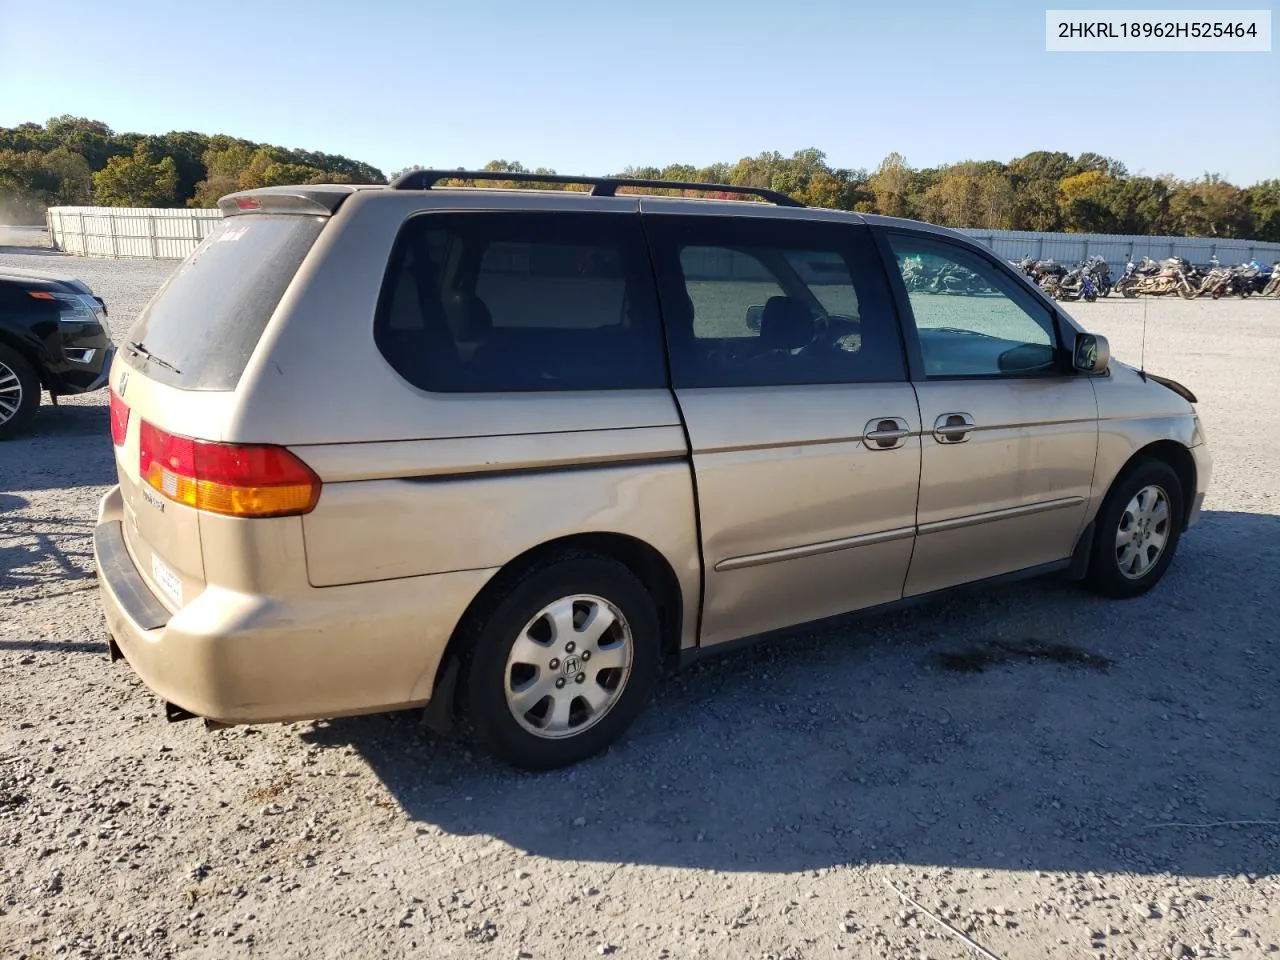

{"left": 109, "top": 389, "right": 129, "bottom": 446}
{"left": 138, "top": 421, "right": 321, "bottom": 518}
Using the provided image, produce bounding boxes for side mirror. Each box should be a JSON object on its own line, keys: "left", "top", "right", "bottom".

{"left": 1074, "top": 332, "right": 1110, "bottom": 373}
{"left": 745, "top": 304, "right": 764, "bottom": 332}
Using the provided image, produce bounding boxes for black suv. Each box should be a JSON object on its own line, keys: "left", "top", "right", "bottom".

{"left": 0, "top": 268, "right": 114, "bottom": 438}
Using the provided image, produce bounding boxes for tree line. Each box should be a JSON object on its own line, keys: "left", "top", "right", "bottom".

{"left": 2, "top": 117, "right": 1276, "bottom": 242}
{"left": 0, "top": 116, "right": 384, "bottom": 221}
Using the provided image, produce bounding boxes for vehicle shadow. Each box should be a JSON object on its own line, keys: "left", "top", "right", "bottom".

{"left": 301, "top": 508, "right": 1280, "bottom": 878}
{"left": 0, "top": 512, "right": 97, "bottom": 588}
{"left": 0, "top": 402, "right": 116, "bottom": 490}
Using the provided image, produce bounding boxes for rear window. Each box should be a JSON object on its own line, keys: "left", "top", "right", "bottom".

{"left": 374, "top": 211, "right": 667, "bottom": 392}
{"left": 124, "top": 215, "right": 325, "bottom": 390}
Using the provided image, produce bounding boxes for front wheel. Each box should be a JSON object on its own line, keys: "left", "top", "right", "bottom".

{"left": 1086, "top": 459, "right": 1184, "bottom": 599}
{"left": 0, "top": 344, "right": 41, "bottom": 440}
{"left": 458, "top": 554, "right": 660, "bottom": 770}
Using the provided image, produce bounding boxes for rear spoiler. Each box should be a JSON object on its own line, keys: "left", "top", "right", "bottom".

{"left": 217, "top": 184, "right": 379, "bottom": 217}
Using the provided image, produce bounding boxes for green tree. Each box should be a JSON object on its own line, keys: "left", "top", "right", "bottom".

{"left": 42, "top": 147, "right": 94, "bottom": 204}
{"left": 1168, "top": 175, "right": 1252, "bottom": 237}
{"left": 92, "top": 148, "right": 179, "bottom": 207}
{"left": 0, "top": 149, "right": 56, "bottom": 222}
{"left": 868, "top": 152, "right": 915, "bottom": 218}
{"left": 1243, "top": 180, "right": 1280, "bottom": 243}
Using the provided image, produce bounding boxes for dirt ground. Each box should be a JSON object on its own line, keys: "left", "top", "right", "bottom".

{"left": 2, "top": 250, "right": 1279, "bottom": 960}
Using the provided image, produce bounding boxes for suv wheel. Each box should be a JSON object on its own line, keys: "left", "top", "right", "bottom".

{"left": 459, "top": 555, "right": 659, "bottom": 770}
{"left": 1086, "top": 458, "right": 1184, "bottom": 598}
{"left": 0, "top": 344, "right": 40, "bottom": 440}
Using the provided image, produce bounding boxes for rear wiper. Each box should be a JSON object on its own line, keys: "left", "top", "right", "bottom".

{"left": 125, "top": 339, "right": 181, "bottom": 374}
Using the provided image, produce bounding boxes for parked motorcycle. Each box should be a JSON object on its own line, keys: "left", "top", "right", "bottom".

{"left": 1117, "top": 257, "right": 1196, "bottom": 298}
{"left": 1053, "top": 259, "right": 1099, "bottom": 302}
{"left": 1082, "top": 255, "right": 1112, "bottom": 297}
{"left": 1254, "top": 263, "right": 1274, "bottom": 296}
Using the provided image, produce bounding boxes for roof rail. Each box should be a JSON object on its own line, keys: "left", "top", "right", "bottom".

{"left": 387, "top": 168, "right": 805, "bottom": 207}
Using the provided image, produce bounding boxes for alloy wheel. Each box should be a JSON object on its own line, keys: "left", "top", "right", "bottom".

{"left": 504, "top": 594, "right": 633, "bottom": 739}
{"left": 0, "top": 361, "right": 24, "bottom": 426}
{"left": 1115, "top": 484, "right": 1170, "bottom": 580}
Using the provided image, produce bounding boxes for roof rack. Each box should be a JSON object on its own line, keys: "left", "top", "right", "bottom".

{"left": 387, "top": 168, "right": 805, "bottom": 207}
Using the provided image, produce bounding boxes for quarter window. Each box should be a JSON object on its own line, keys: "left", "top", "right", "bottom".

{"left": 886, "top": 234, "right": 1061, "bottom": 378}
{"left": 374, "top": 212, "right": 667, "bottom": 392}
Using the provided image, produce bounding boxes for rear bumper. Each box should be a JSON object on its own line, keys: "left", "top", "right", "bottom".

{"left": 93, "top": 485, "right": 496, "bottom": 725}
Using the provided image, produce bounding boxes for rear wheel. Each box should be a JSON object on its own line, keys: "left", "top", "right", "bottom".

{"left": 1086, "top": 458, "right": 1184, "bottom": 599}
{"left": 0, "top": 344, "right": 40, "bottom": 440}
{"left": 458, "top": 554, "right": 660, "bottom": 770}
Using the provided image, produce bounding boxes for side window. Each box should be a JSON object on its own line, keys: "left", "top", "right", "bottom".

{"left": 647, "top": 217, "right": 906, "bottom": 388}
{"left": 886, "top": 234, "right": 1061, "bottom": 378}
{"left": 374, "top": 212, "right": 667, "bottom": 392}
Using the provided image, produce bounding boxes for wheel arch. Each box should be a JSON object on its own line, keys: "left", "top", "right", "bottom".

{"left": 1105, "top": 439, "right": 1197, "bottom": 530}
{"left": 423, "top": 531, "right": 685, "bottom": 732}
{"left": 0, "top": 329, "right": 48, "bottom": 391}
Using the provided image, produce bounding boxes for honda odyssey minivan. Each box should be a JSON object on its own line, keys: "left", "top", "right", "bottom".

{"left": 94, "top": 171, "right": 1211, "bottom": 769}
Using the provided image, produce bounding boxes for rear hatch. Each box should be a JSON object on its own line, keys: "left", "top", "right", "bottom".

{"left": 108, "top": 208, "right": 327, "bottom": 609}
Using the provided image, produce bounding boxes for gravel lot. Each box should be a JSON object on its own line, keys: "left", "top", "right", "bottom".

{"left": 2, "top": 249, "right": 1279, "bottom": 960}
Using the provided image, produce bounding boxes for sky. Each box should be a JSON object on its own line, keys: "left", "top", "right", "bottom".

{"left": 1, "top": 0, "right": 1277, "bottom": 184}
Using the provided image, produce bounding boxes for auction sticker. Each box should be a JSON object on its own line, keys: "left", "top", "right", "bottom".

{"left": 1046, "top": 9, "right": 1271, "bottom": 50}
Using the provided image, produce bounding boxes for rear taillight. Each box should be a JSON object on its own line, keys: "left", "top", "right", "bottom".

{"left": 109, "top": 389, "right": 129, "bottom": 446}
{"left": 138, "top": 421, "right": 320, "bottom": 518}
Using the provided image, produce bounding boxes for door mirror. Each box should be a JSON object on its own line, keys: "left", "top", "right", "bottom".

{"left": 745, "top": 304, "right": 764, "bottom": 331}
{"left": 1073, "top": 332, "right": 1110, "bottom": 373}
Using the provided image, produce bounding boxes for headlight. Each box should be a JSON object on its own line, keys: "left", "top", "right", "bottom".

{"left": 30, "top": 291, "right": 105, "bottom": 324}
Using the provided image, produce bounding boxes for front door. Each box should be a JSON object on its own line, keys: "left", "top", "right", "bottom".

{"left": 880, "top": 230, "right": 1098, "bottom": 597}
{"left": 643, "top": 210, "right": 921, "bottom": 647}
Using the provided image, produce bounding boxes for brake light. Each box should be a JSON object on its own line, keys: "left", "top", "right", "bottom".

{"left": 138, "top": 422, "right": 320, "bottom": 518}
{"left": 109, "top": 389, "right": 129, "bottom": 446}
{"left": 234, "top": 197, "right": 261, "bottom": 210}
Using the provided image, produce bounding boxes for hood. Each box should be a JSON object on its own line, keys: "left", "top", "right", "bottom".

{"left": 0, "top": 267, "right": 94, "bottom": 295}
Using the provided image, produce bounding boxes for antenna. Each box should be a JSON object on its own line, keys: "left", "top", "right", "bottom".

{"left": 1139, "top": 294, "right": 1148, "bottom": 380}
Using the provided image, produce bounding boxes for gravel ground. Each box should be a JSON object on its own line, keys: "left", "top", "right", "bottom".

{"left": 2, "top": 250, "right": 1279, "bottom": 960}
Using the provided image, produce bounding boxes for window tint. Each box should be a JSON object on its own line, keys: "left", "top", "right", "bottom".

{"left": 887, "top": 234, "right": 1061, "bottom": 378}
{"left": 125, "top": 215, "right": 325, "bottom": 390}
{"left": 374, "top": 212, "right": 667, "bottom": 392}
{"left": 646, "top": 217, "right": 905, "bottom": 388}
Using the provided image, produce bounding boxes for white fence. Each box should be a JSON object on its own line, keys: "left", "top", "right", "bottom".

{"left": 46, "top": 206, "right": 222, "bottom": 260}
{"left": 45, "top": 204, "right": 1280, "bottom": 267}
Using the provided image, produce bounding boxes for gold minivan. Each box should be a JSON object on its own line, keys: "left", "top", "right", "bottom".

{"left": 94, "top": 172, "right": 1211, "bottom": 769}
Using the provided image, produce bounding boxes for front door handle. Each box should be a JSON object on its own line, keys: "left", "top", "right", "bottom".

{"left": 863, "top": 417, "right": 911, "bottom": 451}
{"left": 933, "top": 412, "right": 975, "bottom": 444}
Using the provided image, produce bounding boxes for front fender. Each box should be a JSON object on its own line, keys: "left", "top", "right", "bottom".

{"left": 1089, "top": 362, "right": 1207, "bottom": 524}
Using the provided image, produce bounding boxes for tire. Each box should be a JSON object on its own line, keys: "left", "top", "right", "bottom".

{"left": 1085, "top": 458, "right": 1184, "bottom": 599}
{"left": 457, "top": 553, "right": 661, "bottom": 770}
{"left": 0, "top": 344, "right": 41, "bottom": 440}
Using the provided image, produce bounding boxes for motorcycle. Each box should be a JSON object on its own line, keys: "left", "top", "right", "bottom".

{"left": 1195, "top": 257, "right": 1235, "bottom": 298}
{"left": 1113, "top": 257, "right": 1147, "bottom": 298}
{"left": 1083, "top": 255, "right": 1112, "bottom": 297}
{"left": 1052, "top": 259, "right": 1099, "bottom": 302}
{"left": 1118, "top": 257, "right": 1196, "bottom": 298}
{"left": 1260, "top": 261, "right": 1280, "bottom": 298}
{"left": 930, "top": 262, "right": 984, "bottom": 295}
